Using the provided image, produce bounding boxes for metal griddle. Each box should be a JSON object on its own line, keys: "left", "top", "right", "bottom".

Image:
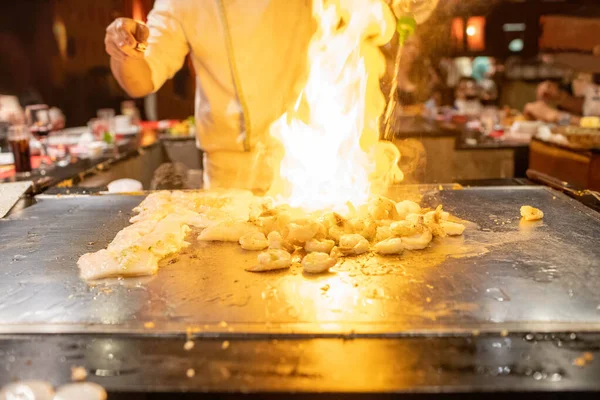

{"left": 0, "top": 185, "right": 599, "bottom": 336}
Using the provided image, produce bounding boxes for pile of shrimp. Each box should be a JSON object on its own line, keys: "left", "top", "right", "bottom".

{"left": 78, "top": 190, "right": 465, "bottom": 280}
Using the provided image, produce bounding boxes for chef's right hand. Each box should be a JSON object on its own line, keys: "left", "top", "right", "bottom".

{"left": 105, "top": 18, "right": 149, "bottom": 61}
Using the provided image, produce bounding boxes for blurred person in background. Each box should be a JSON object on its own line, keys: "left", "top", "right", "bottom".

{"left": 472, "top": 57, "right": 498, "bottom": 106}
{"left": 454, "top": 77, "right": 482, "bottom": 116}
{"left": 524, "top": 72, "right": 600, "bottom": 125}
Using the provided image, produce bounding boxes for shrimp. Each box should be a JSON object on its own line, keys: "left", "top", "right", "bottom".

{"left": 423, "top": 206, "right": 446, "bottom": 238}
{"left": 257, "top": 211, "right": 292, "bottom": 237}
{"left": 330, "top": 246, "right": 343, "bottom": 259}
{"left": 520, "top": 205, "right": 544, "bottom": 221}
{"left": 401, "top": 229, "right": 433, "bottom": 250}
{"left": 395, "top": 200, "right": 421, "bottom": 220}
{"left": 350, "top": 218, "right": 377, "bottom": 241}
{"left": 390, "top": 220, "right": 422, "bottom": 237}
{"left": 338, "top": 234, "right": 370, "bottom": 255}
{"left": 374, "top": 238, "right": 404, "bottom": 255}
{"left": 302, "top": 252, "right": 337, "bottom": 274}
{"left": 239, "top": 231, "right": 269, "bottom": 251}
{"left": 375, "top": 226, "right": 393, "bottom": 242}
{"left": 286, "top": 221, "right": 321, "bottom": 244}
{"left": 245, "top": 249, "right": 291, "bottom": 272}
{"left": 405, "top": 213, "right": 423, "bottom": 225}
{"left": 368, "top": 196, "right": 400, "bottom": 220}
{"left": 321, "top": 212, "right": 353, "bottom": 242}
{"left": 440, "top": 221, "right": 465, "bottom": 236}
{"left": 267, "top": 231, "right": 295, "bottom": 252}
{"left": 305, "top": 238, "right": 335, "bottom": 254}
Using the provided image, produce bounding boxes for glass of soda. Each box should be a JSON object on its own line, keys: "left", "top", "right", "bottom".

{"left": 8, "top": 125, "right": 32, "bottom": 177}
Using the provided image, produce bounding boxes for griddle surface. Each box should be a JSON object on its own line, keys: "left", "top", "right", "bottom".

{"left": 0, "top": 186, "right": 599, "bottom": 335}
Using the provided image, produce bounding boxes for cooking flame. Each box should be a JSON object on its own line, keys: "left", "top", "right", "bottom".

{"left": 269, "top": 0, "right": 402, "bottom": 214}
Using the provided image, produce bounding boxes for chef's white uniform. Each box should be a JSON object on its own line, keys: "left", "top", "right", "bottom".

{"left": 144, "top": 0, "right": 314, "bottom": 192}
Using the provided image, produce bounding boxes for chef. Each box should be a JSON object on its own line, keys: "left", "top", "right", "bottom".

{"left": 105, "top": 0, "right": 314, "bottom": 192}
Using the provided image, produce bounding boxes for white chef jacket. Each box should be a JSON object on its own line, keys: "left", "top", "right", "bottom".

{"left": 145, "top": 0, "right": 313, "bottom": 150}
{"left": 144, "top": 0, "right": 314, "bottom": 191}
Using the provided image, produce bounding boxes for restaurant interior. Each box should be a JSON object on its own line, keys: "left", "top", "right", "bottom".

{"left": 1, "top": 0, "right": 600, "bottom": 398}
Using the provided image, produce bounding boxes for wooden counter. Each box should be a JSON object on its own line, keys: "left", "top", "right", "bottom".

{"left": 529, "top": 138, "right": 600, "bottom": 191}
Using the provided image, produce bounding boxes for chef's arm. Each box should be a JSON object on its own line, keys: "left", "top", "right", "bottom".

{"left": 106, "top": 0, "right": 189, "bottom": 99}
{"left": 110, "top": 58, "right": 154, "bottom": 99}
{"left": 105, "top": 18, "right": 154, "bottom": 98}
{"left": 524, "top": 101, "right": 581, "bottom": 126}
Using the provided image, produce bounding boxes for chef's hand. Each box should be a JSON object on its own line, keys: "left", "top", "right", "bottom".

{"left": 105, "top": 18, "right": 149, "bottom": 61}
{"left": 536, "top": 81, "right": 562, "bottom": 103}
{"left": 524, "top": 101, "right": 560, "bottom": 123}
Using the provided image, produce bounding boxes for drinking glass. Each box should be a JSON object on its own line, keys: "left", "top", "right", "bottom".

{"left": 25, "top": 104, "right": 54, "bottom": 170}
{"left": 7, "top": 125, "right": 32, "bottom": 177}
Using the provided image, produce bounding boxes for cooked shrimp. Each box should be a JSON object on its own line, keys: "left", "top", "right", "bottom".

{"left": 302, "top": 252, "right": 337, "bottom": 274}
{"left": 239, "top": 232, "right": 269, "bottom": 251}
{"left": 375, "top": 226, "right": 393, "bottom": 242}
{"left": 267, "top": 231, "right": 295, "bottom": 252}
{"left": 305, "top": 238, "right": 335, "bottom": 254}
{"left": 374, "top": 238, "right": 404, "bottom": 255}
{"left": 520, "top": 205, "right": 544, "bottom": 221}
{"left": 440, "top": 221, "right": 465, "bottom": 236}
{"left": 390, "top": 220, "right": 422, "bottom": 237}
{"left": 327, "top": 225, "right": 346, "bottom": 242}
{"left": 257, "top": 211, "right": 292, "bottom": 237}
{"left": 286, "top": 221, "right": 321, "bottom": 244}
{"left": 338, "top": 234, "right": 370, "bottom": 255}
{"left": 330, "top": 246, "right": 343, "bottom": 259}
{"left": 368, "top": 196, "right": 399, "bottom": 220}
{"left": 351, "top": 218, "right": 377, "bottom": 241}
{"left": 401, "top": 229, "right": 433, "bottom": 250}
{"left": 246, "top": 249, "right": 292, "bottom": 272}
{"left": 423, "top": 206, "right": 446, "bottom": 238}
{"left": 395, "top": 200, "right": 421, "bottom": 220}
{"left": 405, "top": 213, "right": 423, "bottom": 225}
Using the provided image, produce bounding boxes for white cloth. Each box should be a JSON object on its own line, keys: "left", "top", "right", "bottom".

{"left": 202, "top": 144, "right": 279, "bottom": 193}
{"left": 583, "top": 83, "right": 600, "bottom": 117}
{"left": 145, "top": 0, "right": 314, "bottom": 155}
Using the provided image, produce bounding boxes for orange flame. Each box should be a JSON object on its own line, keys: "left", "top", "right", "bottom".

{"left": 269, "top": 0, "right": 402, "bottom": 214}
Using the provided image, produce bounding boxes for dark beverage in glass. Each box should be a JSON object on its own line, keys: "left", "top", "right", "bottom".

{"left": 9, "top": 138, "right": 32, "bottom": 173}
{"left": 7, "top": 125, "right": 32, "bottom": 176}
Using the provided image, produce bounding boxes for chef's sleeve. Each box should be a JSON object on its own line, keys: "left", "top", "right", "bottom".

{"left": 145, "top": 0, "right": 189, "bottom": 92}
